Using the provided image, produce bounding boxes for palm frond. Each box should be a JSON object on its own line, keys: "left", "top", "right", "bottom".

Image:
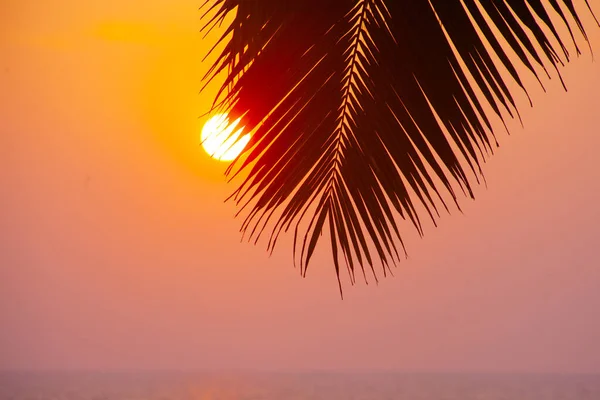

{"left": 201, "top": 0, "right": 597, "bottom": 293}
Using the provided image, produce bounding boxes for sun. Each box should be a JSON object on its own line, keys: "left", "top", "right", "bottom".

{"left": 201, "top": 114, "right": 250, "bottom": 161}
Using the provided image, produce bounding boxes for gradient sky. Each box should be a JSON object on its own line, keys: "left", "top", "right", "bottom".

{"left": 1, "top": 0, "right": 600, "bottom": 373}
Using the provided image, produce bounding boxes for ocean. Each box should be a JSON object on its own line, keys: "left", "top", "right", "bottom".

{"left": 1, "top": 371, "right": 599, "bottom": 400}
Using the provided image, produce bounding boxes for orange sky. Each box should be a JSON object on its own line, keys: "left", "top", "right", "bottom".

{"left": 1, "top": 0, "right": 600, "bottom": 373}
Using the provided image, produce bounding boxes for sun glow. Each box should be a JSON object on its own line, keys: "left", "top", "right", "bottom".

{"left": 201, "top": 114, "right": 250, "bottom": 161}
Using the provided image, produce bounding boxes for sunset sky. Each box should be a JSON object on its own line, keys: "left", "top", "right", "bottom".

{"left": 1, "top": 0, "right": 600, "bottom": 373}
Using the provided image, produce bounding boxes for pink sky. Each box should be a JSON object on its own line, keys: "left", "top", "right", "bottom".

{"left": 1, "top": 0, "right": 600, "bottom": 373}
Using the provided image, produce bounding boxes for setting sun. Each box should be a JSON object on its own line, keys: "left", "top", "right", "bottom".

{"left": 201, "top": 114, "right": 250, "bottom": 161}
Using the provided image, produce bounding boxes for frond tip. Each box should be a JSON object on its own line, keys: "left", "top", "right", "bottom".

{"left": 201, "top": 0, "right": 597, "bottom": 292}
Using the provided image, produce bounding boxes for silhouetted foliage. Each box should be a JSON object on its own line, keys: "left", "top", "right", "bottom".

{"left": 201, "top": 0, "right": 597, "bottom": 294}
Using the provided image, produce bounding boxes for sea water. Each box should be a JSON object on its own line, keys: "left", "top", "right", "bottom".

{"left": 1, "top": 371, "right": 599, "bottom": 400}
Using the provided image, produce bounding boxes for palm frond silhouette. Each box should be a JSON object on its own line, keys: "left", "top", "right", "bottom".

{"left": 201, "top": 0, "right": 597, "bottom": 293}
